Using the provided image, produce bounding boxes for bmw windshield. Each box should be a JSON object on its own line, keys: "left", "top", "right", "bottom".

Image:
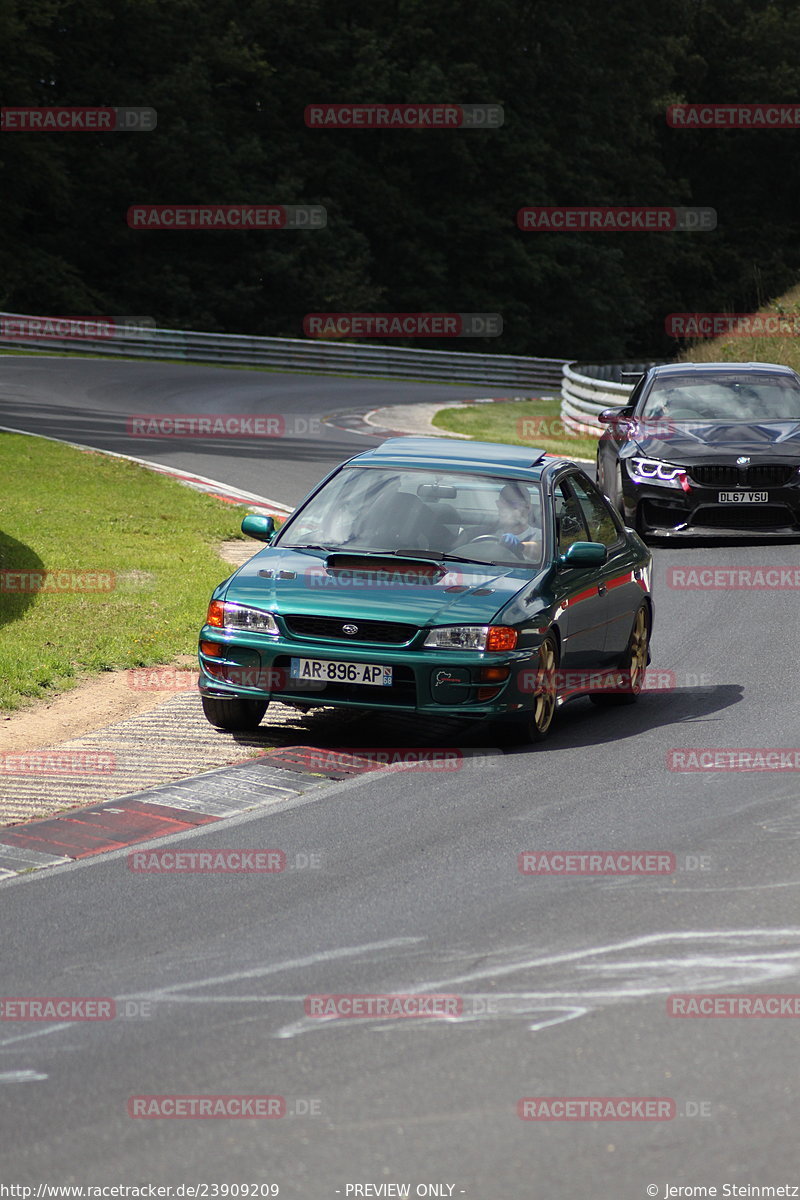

{"left": 639, "top": 373, "right": 800, "bottom": 422}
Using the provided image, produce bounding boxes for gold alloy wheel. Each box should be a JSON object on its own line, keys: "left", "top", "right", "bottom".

{"left": 628, "top": 605, "right": 649, "bottom": 694}
{"left": 533, "top": 635, "right": 558, "bottom": 735}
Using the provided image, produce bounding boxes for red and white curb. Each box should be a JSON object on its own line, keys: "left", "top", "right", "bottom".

{"left": 0, "top": 747, "right": 494, "bottom": 881}
{"left": 0, "top": 423, "right": 292, "bottom": 515}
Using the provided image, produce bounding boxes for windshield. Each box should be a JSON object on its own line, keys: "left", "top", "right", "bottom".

{"left": 277, "top": 466, "right": 545, "bottom": 568}
{"left": 639, "top": 374, "right": 800, "bottom": 422}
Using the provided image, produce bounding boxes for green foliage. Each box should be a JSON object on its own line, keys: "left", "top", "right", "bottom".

{"left": 2, "top": 0, "right": 799, "bottom": 358}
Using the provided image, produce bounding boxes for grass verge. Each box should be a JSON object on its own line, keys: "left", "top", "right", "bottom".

{"left": 0, "top": 432, "right": 249, "bottom": 711}
{"left": 678, "top": 283, "right": 800, "bottom": 370}
{"left": 432, "top": 397, "right": 599, "bottom": 460}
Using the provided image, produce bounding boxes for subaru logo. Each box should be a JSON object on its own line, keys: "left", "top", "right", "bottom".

{"left": 736, "top": 456, "right": 750, "bottom": 465}
{"left": 342, "top": 624, "right": 359, "bottom": 636}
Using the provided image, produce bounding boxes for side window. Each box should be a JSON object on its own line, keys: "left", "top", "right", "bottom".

{"left": 555, "top": 481, "right": 589, "bottom": 552}
{"left": 569, "top": 475, "right": 622, "bottom": 547}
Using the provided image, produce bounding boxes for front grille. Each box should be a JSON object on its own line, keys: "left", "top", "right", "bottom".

{"left": 272, "top": 656, "right": 417, "bottom": 705}
{"left": 283, "top": 614, "right": 417, "bottom": 644}
{"left": 745, "top": 464, "right": 795, "bottom": 488}
{"left": 689, "top": 464, "right": 740, "bottom": 487}
{"left": 689, "top": 463, "right": 795, "bottom": 488}
{"left": 689, "top": 505, "right": 798, "bottom": 531}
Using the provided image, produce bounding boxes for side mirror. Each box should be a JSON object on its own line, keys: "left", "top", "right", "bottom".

{"left": 241, "top": 513, "right": 276, "bottom": 542}
{"left": 598, "top": 407, "right": 633, "bottom": 427}
{"left": 558, "top": 541, "right": 607, "bottom": 568}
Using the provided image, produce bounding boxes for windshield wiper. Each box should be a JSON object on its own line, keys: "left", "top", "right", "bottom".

{"left": 280, "top": 543, "right": 341, "bottom": 552}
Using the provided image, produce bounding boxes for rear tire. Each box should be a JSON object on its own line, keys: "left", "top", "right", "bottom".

{"left": 201, "top": 695, "right": 268, "bottom": 730}
{"left": 590, "top": 605, "right": 650, "bottom": 707}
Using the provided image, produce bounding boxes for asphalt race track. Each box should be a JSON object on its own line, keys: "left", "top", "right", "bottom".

{"left": 2, "top": 357, "right": 800, "bottom": 1197}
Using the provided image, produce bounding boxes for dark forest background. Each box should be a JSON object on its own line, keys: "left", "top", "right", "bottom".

{"left": 2, "top": 0, "right": 800, "bottom": 359}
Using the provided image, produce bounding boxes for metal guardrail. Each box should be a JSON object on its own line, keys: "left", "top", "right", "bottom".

{"left": 560, "top": 360, "right": 664, "bottom": 436}
{"left": 0, "top": 313, "right": 568, "bottom": 391}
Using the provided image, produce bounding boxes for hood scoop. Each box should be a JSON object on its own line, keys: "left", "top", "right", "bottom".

{"left": 324, "top": 552, "right": 445, "bottom": 580}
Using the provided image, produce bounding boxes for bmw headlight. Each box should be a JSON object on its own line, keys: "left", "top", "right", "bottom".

{"left": 628, "top": 457, "right": 689, "bottom": 490}
{"left": 424, "top": 626, "right": 518, "bottom": 651}
{"left": 206, "top": 600, "right": 279, "bottom": 634}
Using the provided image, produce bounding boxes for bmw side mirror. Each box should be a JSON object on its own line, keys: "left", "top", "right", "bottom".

{"left": 241, "top": 513, "right": 276, "bottom": 542}
{"left": 558, "top": 541, "right": 607, "bottom": 568}
{"left": 598, "top": 407, "right": 633, "bottom": 427}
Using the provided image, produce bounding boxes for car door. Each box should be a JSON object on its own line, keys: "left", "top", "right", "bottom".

{"left": 551, "top": 476, "right": 612, "bottom": 668}
{"left": 568, "top": 472, "right": 645, "bottom": 659}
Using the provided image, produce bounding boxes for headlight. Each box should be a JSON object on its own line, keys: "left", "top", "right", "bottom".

{"left": 206, "top": 600, "right": 279, "bottom": 634}
{"left": 424, "top": 625, "right": 518, "bottom": 651}
{"left": 628, "top": 457, "right": 689, "bottom": 490}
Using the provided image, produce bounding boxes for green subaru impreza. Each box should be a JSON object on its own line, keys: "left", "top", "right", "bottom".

{"left": 198, "top": 437, "right": 653, "bottom": 742}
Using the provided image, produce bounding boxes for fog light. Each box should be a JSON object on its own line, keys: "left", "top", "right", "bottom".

{"left": 480, "top": 666, "right": 510, "bottom": 683}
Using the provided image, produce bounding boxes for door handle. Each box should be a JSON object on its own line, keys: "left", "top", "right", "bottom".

{"left": 597, "top": 583, "right": 608, "bottom": 596}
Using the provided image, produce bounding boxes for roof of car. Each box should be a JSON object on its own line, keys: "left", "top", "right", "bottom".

{"left": 647, "top": 361, "right": 799, "bottom": 379}
{"left": 350, "top": 436, "right": 552, "bottom": 477}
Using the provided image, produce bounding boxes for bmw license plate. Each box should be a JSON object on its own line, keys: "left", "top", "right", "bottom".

{"left": 718, "top": 491, "right": 769, "bottom": 503}
{"left": 290, "top": 658, "right": 392, "bottom": 686}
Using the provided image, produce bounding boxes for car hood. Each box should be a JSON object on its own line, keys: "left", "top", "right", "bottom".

{"left": 222, "top": 548, "right": 535, "bottom": 626}
{"left": 630, "top": 420, "right": 800, "bottom": 463}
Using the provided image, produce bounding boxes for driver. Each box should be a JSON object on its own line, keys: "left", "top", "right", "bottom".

{"left": 496, "top": 482, "right": 540, "bottom": 560}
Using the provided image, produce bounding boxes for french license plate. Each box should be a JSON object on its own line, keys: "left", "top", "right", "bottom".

{"left": 718, "top": 491, "right": 769, "bottom": 503}
{"left": 289, "top": 657, "right": 393, "bottom": 686}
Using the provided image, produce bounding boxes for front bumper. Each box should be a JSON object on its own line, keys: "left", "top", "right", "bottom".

{"left": 197, "top": 629, "right": 542, "bottom": 719}
{"left": 622, "top": 474, "right": 800, "bottom": 535}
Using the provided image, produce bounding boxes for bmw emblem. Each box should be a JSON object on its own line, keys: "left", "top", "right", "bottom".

{"left": 342, "top": 624, "right": 359, "bottom": 635}
{"left": 736, "top": 456, "right": 750, "bottom": 465}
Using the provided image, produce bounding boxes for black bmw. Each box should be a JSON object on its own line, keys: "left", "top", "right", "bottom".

{"left": 596, "top": 361, "right": 800, "bottom": 536}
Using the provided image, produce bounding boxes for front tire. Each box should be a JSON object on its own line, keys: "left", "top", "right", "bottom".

{"left": 505, "top": 633, "right": 560, "bottom": 743}
{"left": 590, "top": 605, "right": 650, "bottom": 707}
{"left": 201, "top": 695, "right": 268, "bottom": 730}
